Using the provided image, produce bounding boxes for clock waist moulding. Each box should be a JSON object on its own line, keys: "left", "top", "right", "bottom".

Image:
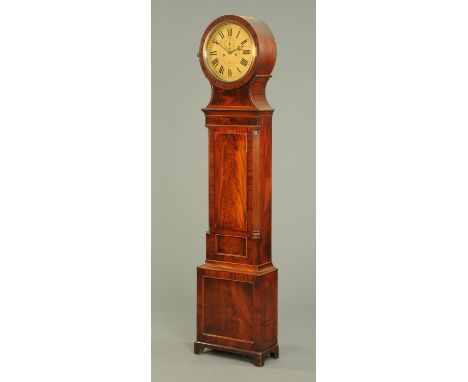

{"left": 194, "top": 15, "right": 278, "bottom": 367}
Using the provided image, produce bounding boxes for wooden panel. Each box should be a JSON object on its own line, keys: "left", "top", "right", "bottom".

{"left": 205, "top": 232, "right": 254, "bottom": 265}
{"left": 216, "top": 235, "right": 247, "bottom": 257}
{"left": 253, "top": 269, "right": 278, "bottom": 350}
{"left": 206, "top": 114, "right": 258, "bottom": 126}
{"left": 203, "top": 277, "right": 253, "bottom": 343}
{"left": 213, "top": 133, "right": 247, "bottom": 231}
{"left": 258, "top": 116, "right": 272, "bottom": 264}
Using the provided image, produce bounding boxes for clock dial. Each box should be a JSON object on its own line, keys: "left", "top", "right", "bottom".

{"left": 203, "top": 22, "right": 256, "bottom": 83}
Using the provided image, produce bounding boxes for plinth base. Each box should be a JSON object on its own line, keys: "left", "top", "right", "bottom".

{"left": 194, "top": 341, "right": 279, "bottom": 367}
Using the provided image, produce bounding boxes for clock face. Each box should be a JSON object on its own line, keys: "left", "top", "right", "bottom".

{"left": 203, "top": 21, "right": 257, "bottom": 83}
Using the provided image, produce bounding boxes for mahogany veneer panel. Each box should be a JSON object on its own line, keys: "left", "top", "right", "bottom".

{"left": 216, "top": 235, "right": 247, "bottom": 257}
{"left": 203, "top": 277, "right": 253, "bottom": 343}
{"left": 213, "top": 132, "right": 247, "bottom": 231}
{"left": 196, "top": 265, "right": 277, "bottom": 352}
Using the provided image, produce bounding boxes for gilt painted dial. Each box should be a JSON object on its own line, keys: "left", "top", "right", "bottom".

{"left": 203, "top": 22, "right": 257, "bottom": 83}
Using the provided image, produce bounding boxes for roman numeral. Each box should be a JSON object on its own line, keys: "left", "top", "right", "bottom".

{"left": 219, "top": 30, "right": 224, "bottom": 39}
{"left": 236, "top": 30, "right": 240, "bottom": 38}
{"left": 210, "top": 50, "right": 217, "bottom": 55}
{"left": 241, "top": 39, "right": 248, "bottom": 45}
{"left": 240, "top": 58, "right": 248, "bottom": 66}
{"left": 212, "top": 58, "right": 219, "bottom": 67}
{"left": 243, "top": 50, "right": 250, "bottom": 55}
{"left": 228, "top": 69, "right": 232, "bottom": 77}
{"left": 227, "top": 28, "right": 232, "bottom": 36}
{"left": 237, "top": 67, "right": 242, "bottom": 73}
{"left": 219, "top": 65, "right": 224, "bottom": 75}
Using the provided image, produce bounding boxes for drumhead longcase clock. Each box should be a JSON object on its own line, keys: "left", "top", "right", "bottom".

{"left": 194, "top": 15, "right": 278, "bottom": 367}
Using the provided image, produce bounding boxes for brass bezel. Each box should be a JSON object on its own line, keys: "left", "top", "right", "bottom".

{"left": 202, "top": 21, "right": 257, "bottom": 83}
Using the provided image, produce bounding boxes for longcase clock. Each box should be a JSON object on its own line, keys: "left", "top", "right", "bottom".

{"left": 194, "top": 15, "right": 278, "bottom": 367}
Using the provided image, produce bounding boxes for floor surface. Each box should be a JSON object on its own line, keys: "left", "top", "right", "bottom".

{"left": 152, "top": 308, "right": 315, "bottom": 382}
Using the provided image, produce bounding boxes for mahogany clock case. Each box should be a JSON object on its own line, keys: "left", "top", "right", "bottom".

{"left": 194, "top": 15, "right": 279, "bottom": 367}
{"left": 152, "top": 1, "right": 315, "bottom": 378}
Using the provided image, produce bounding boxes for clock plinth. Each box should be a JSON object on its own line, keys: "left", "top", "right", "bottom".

{"left": 195, "top": 15, "right": 278, "bottom": 367}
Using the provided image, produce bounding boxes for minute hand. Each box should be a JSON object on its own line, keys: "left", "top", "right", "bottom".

{"left": 213, "top": 41, "right": 229, "bottom": 53}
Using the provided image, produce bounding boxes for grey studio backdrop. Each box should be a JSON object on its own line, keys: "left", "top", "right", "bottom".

{"left": 152, "top": 0, "right": 315, "bottom": 380}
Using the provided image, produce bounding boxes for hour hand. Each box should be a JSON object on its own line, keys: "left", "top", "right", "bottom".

{"left": 228, "top": 46, "right": 242, "bottom": 54}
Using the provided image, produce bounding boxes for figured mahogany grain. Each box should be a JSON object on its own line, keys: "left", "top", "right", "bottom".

{"left": 213, "top": 132, "right": 247, "bottom": 231}
{"left": 216, "top": 235, "right": 247, "bottom": 257}
{"left": 203, "top": 277, "right": 253, "bottom": 342}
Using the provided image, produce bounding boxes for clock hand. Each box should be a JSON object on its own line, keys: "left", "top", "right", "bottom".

{"left": 213, "top": 41, "right": 229, "bottom": 53}
{"left": 227, "top": 46, "right": 243, "bottom": 54}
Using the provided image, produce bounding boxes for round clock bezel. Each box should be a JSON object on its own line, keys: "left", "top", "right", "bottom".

{"left": 202, "top": 21, "right": 257, "bottom": 85}
{"left": 199, "top": 15, "right": 262, "bottom": 90}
